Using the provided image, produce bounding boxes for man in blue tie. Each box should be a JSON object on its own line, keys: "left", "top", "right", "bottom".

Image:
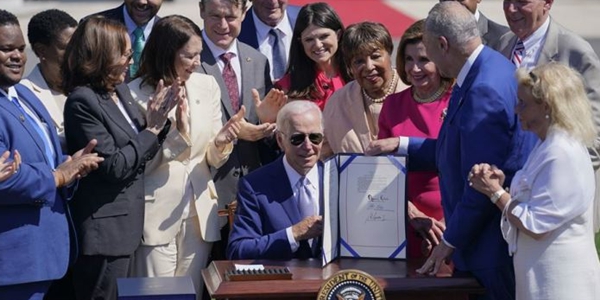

{"left": 86, "top": 0, "right": 164, "bottom": 80}
{"left": 238, "top": 0, "right": 301, "bottom": 81}
{"left": 227, "top": 100, "right": 324, "bottom": 260}
{"left": 0, "top": 10, "right": 104, "bottom": 300}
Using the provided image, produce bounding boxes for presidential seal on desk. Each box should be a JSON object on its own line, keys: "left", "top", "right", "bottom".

{"left": 317, "top": 269, "right": 385, "bottom": 300}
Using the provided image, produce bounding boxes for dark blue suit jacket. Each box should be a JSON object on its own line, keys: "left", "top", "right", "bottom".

{"left": 0, "top": 84, "right": 72, "bottom": 286}
{"left": 227, "top": 157, "right": 321, "bottom": 260}
{"left": 238, "top": 5, "right": 301, "bottom": 49}
{"left": 407, "top": 47, "right": 537, "bottom": 271}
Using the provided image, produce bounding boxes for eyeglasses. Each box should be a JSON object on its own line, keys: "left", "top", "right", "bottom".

{"left": 283, "top": 132, "right": 324, "bottom": 146}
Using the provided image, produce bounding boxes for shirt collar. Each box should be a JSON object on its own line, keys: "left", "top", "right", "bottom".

{"left": 282, "top": 155, "right": 319, "bottom": 189}
{"left": 456, "top": 44, "right": 484, "bottom": 87}
{"left": 0, "top": 86, "right": 18, "bottom": 101}
{"left": 473, "top": 9, "right": 480, "bottom": 22}
{"left": 252, "top": 9, "right": 293, "bottom": 42}
{"left": 122, "top": 5, "right": 157, "bottom": 38}
{"left": 201, "top": 30, "right": 240, "bottom": 60}
{"left": 521, "top": 17, "right": 550, "bottom": 51}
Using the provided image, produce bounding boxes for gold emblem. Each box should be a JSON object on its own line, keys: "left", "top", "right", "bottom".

{"left": 317, "top": 269, "right": 385, "bottom": 300}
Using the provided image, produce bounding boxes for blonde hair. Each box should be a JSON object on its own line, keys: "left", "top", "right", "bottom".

{"left": 516, "top": 62, "right": 597, "bottom": 146}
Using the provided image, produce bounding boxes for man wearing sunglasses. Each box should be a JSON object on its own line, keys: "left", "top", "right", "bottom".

{"left": 227, "top": 100, "right": 324, "bottom": 259}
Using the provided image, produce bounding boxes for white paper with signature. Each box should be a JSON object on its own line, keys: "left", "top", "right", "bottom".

{"left": 338, "top": 155, "right": 407, "bottom": 259}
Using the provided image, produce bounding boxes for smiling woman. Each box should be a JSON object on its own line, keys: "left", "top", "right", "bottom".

{"left": 321, "top": 21, "right": 403, "bottom": 159}
{"left": 274, "top": 2, "right": 351, "bottom": 110}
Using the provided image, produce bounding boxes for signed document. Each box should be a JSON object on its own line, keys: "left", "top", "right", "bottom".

{"left": 322, "top": 154, "right": 407, "bottom": 265}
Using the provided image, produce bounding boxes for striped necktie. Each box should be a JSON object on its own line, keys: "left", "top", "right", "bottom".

{"left": 512, "top": 39, "right": 525, "bottom": 67}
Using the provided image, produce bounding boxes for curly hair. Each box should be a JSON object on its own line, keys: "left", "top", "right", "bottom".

{"left": 27, "top": 9, "right": 77, "bottom": 47}
{"left": 0, "top": 9, "right": 19, "bottom": 27}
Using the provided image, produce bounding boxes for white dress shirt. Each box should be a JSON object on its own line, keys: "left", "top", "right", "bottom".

{"left": 202, "top": 31, "right": 243, "bottom": 96}
{"left": 252, "top": 9, "right": 293, "bottom": 80}
{"left": 282, "top": 155, "right": 320, "bottom": 252}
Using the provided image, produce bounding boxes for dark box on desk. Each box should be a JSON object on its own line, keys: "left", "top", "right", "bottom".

{"left": 117, "top": 276, "right": 195, "bottom": 300}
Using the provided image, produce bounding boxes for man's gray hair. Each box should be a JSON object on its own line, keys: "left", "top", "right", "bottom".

{"left": 276, "top": 100, "right": 323, "bottom": 134}
{"left": 425, "top": 2, "right": 480, "bottom": 53}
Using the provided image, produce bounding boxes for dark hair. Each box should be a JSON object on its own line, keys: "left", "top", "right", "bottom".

{"left": 285, "top": 2, "right": 350, "bottom": 100}
{"left": 136, "top": 15, "right": 201, "bottom": 87}
{"left": 341, "top": 22, "right": 393, "bottom": 73}
{"left": 62, "top": 16, "right": 129, "bottom": 93}
{"left": 0, "top": 9, "right": 19, "bottom": 27}
{"left": 27, "top": 9, "right": 77, "bottom": 47}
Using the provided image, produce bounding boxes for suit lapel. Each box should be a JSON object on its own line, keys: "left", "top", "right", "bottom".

{"left": 238, "top": 44, "right": 254, "bottom": 121}
{"left": 446, "top": 48, "right": 488, "bottom": 124}
{"left": 499, "top": 34, "right": 518, "bottom": 59}
{"left": 116, "top": 84, "right": 145, "bottom": 131}
{"left": 537, "top": 19, "right": 559, "bottom": 65}
{"left": 14, "top": 84, "right": 63, "bottom": 164}
{"left": 97, "top": 88, "right": 139, "bottom": 138}
{"left": 478, "top": 14, "right": 489, "bottom": 37}
{"left": 201, "top": 43, "right": 235, "bottom": 120}
{"left": 272, "top": 158, "right": 302, "bottom": 224}
{"left": 26, "top": 66, "right": 64, "bottom": 129}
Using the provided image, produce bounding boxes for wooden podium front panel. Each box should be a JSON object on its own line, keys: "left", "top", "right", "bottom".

{"left": 202, "top": 258, "right": 484, "bottom": 299}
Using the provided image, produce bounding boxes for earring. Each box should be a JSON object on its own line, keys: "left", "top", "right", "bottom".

{"left": 545, "top": 114, "right": 549, "bottom": 119}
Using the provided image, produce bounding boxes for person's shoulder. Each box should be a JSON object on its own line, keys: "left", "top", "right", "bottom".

{"left": 238, "top": 40, "right": 268, "bottom": 61}
{"left": 551, "top": 21, "right": 594, "bottom": 53}
{"left": 82, "top": 5, "right": 123, "bottom": 23}
{"left": 243, "top": 158, "right": 283, "bottom": 185}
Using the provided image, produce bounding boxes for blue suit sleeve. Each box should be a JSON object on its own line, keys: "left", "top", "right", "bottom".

{"left": 443, "top": 86, "right": 515, "bottom": 249}
{"left": 0, "top": 141, "right": 57, "bottom": 206}
{"left": 227, "top": 177, "right": 294, "bottom": 260}
{"left": 407, "top": 137, "right": 437, "bottom": 171}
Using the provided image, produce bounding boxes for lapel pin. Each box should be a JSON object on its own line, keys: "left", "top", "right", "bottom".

{"left": 19, "top": 115, "right": 25, "bottom": 123}
{"left": 246, "top": 57, "right": 251, "bottom": 62}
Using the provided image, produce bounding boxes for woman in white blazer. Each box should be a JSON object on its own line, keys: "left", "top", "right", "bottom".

{"left": 20, "top": 9, "right": 77, "bottom": 151}
{"left": 128, "top": 15, "right": 242, "bottom": 299}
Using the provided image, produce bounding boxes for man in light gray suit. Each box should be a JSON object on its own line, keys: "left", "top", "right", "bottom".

{"left": 198, "top": 0, "right": 277, "bottom": 259}
{"left": 440, "top": 0, "right": 509, "bottom": 49}
{"left": 497, "top": 0, "right": 600, "bottom": 233}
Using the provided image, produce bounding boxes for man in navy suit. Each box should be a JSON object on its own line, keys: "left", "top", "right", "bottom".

{"left": 238, "top": 0, "right": 300, "bottom": 80}
{"left": 367, "top": 2, "right": 535, "bottom": 299}
{"left": 228, "top": 100, "right": 324, "bottom": 260}
{"left": 0, "top": 10, "right": 102, "bottom": 300}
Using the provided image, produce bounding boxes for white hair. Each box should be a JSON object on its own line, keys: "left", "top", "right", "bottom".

{"left": 276, "top": 100, "right": 323, "bottom": 134}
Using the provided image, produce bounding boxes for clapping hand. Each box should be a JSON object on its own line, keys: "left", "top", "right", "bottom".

{"left": 468, "top": 163, "right": 505, "bottom": 196}
{"left": 146, "top": 79, "right": 181, "bottom": 134}
{"left": 54, "top": 139, "right": 104, "bottom": 187}
{"left": 175, "top": 86, "right": 190, "bottom": 136}
{"left": 253, "top": 88, "right": 287, "bottom": 124}
{"left": 214, "top": 105, "right": 245, "bottom": 150}
{"left": 0, "top": 150, "right": 21, "bottom": 182}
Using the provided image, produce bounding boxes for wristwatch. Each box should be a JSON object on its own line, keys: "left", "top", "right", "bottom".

{"left": 489, "top": 189, "right": 506, "bottom": 204}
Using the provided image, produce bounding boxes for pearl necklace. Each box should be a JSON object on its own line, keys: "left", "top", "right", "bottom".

{"left": 412, "top": 81, "right": 449, "bottom": 104}
{"left": 362, "top": 71, "right": 399, "bottom": 104}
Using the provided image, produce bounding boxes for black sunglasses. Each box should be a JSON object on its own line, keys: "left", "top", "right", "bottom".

{"left": 285, "top": 132, "right": 324, "bottom": 146}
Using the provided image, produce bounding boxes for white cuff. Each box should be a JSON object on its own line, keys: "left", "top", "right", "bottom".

{"left": 397, "top": 136, "right": 409, "bottom": 155}
{"left": 286, "top": 226, "right": 299, "bottom": 252}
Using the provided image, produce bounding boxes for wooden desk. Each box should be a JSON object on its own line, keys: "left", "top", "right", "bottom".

{"left": 202, "top": 259, "right": 484, "bottom": 299}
